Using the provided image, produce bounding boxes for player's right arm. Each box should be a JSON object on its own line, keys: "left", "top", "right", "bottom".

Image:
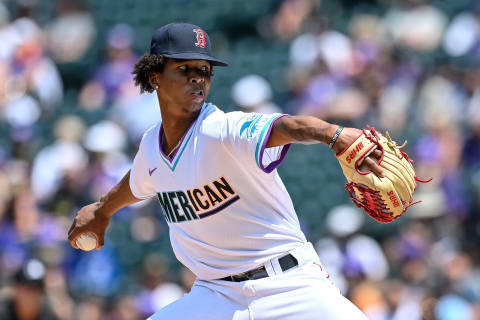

{"left": 67, "top": 170, "right": 142, "bottom": 250}
{"left": 67, "top": 125, "right": 158, "bottom": 250}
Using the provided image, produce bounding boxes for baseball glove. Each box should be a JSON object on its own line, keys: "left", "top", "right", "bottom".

{"left": 336, "top": 126, "right": 430, "bottom": 223}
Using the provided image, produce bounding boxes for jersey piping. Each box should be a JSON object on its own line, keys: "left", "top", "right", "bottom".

{"left": 254, "top": 114, "right": 291, "bottom": 173}
{"left": 157, "top": 104, "right": 205, "bottom": 172}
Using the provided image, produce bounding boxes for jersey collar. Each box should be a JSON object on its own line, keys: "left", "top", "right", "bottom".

{"left": 157, "top": 103, "right": 206, "bottom": 171}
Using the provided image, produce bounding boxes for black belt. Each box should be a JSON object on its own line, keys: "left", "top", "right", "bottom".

{"left": 219, "top": 253, "right": 298, "bottom": 282}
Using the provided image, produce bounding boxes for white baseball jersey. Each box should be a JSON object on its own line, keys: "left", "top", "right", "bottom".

{"left": 130, "top": 103, "right": 307, "bottom": 280}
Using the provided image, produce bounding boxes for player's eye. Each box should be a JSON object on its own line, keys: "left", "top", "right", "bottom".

{"left": 179, "top": 65, "right": 187, "bottom": 71}
{"left": 199, "top": 66, "right": 213, "bottom": 77}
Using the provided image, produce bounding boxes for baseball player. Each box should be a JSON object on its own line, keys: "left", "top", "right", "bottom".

{"left": 68, "top": 23, "right": 381, "bottom": 319}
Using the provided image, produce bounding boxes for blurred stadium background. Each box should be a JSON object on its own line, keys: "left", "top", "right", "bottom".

{"left": 0, "top": 0, "right": 479, "bottom": 319}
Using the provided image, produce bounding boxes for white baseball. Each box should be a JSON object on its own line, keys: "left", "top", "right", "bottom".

{"left": 76, "top": 233, "right": 97, "bottom": 251}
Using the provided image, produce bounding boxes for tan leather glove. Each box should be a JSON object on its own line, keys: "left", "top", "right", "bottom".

{"left": 336, "top": 126, "right": 430, "bottom": 223}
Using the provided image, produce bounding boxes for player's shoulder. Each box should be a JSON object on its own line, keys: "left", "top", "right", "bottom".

{"left": 203, "top": 105, "right": 283, "bottom": 131}
{"left": 198, "top": 103, "right": 227, "bottom": 137}
{"left": 200, "top": 103, "right": 258, "bottom": 123}
{"left": 201, "top": 103, "right": 258, "bottom": 128}
{"left": 139, "top": 122, "right": 161, "bottom": 146}
{"left": 201, "top": 102, "right": 226, "bottom": 121}
{"left": 203, "top": 105, "right": 250, "bottom": 123}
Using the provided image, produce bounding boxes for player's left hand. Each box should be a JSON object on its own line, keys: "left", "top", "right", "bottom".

{"left": 334, "top": 125, "right": 431, "bottom": 223}
{"left": 332, "top": 127, "right": 385, "bottom": 178}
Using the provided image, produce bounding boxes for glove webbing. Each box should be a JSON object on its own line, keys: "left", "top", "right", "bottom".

{"left": 345, "top": 182, "right": 395, "bottom": 223}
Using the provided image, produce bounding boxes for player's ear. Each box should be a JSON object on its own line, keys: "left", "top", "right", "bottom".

{"left": 149, "top": 74, "right": 159, "bottom": 90}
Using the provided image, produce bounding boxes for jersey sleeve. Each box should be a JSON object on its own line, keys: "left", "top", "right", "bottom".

{"left": 129, "top": 131, "right": 157, "bottom": 199}
{"left": 223, "top": 112, "right": 291, "bottom": 173}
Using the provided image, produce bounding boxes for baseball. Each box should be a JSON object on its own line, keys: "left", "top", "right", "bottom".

{"left": 76, "top": 233, "right": 97, "bottom": 251}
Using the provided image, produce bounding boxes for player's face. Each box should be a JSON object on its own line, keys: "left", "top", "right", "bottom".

{"left": 156, "top": 59, "right": 212, "bottom": 115}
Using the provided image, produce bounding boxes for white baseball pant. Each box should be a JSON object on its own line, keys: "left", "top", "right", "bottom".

{"left": 147, "top": 243, "right": 368, "bottom": 320}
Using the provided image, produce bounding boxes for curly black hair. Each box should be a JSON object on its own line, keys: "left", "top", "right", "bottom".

{"left": 132, "top": 53, "right": 165, "bottom": 94}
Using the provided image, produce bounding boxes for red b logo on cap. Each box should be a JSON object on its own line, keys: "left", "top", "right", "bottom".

{"left": 193, "top": 29, "right": 206, "bottom": 48}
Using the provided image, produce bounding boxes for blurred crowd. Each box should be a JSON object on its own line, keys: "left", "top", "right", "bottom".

{"left": 0, "top": 0, "right": 479, "bottom": 319}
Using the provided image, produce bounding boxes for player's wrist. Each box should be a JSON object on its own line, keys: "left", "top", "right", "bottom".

{"left": 94, "top": 198, "right": 114, "bottom": 219}
{"left": 328, "top": 125, "right": 344, "bottom": 150}
{"left": 331, "top": 127, "right": 363, "bottom": 154}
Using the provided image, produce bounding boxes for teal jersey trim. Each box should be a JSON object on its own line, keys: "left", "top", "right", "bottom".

{"left": 158, "top": 103, "right": 210, "bottom": 172}
{"left": 254, "top": 115, "right": 280, "bottom": 168}
{"left": 160, "top": 129, "right": 195, "bottom": 172}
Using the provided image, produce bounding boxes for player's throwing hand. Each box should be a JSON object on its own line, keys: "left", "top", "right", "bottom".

{"left": 67, "top": 171, "right": 140, "bottom": 250}
{"left": 67, "top": 202, "right": 109, "bottom": 250}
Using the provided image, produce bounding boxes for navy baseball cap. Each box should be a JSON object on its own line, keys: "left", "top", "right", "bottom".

{"left": 150, "top": 23, "right": 228, "bottom": 67}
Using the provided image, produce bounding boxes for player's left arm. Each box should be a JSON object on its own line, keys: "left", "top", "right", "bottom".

{"left": 268, "top": 115, "right": 384, "bottom": 176}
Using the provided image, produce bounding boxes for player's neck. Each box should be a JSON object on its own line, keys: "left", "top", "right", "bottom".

{"left": 160, "top": 109, "right": 200, "bottom": 157}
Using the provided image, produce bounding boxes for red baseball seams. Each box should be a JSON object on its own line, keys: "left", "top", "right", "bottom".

{"left": 193, "top": 29, "right": 206, "bottom": 48}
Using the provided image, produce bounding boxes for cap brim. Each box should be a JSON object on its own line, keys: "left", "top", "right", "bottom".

{"left": 162, "top": 52, "right": 229, "bottom": 67}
